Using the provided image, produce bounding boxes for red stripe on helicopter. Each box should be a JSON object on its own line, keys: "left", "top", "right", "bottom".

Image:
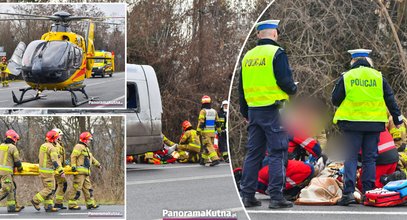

{"left": 72, "top": 59, "right": 87, "bottom": 81}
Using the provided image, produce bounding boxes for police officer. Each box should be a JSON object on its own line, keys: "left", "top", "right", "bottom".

{"left": 31, "top": 130, "right": 65, "bottom": 212}
{"left": 52, "top": 128, "right": 67, "bottom": 209}
{"left": 0, "top": 130, "right": 24, "bottom": 212}
{"left": 217, "top": 100, "right": 229, "bottom": 162}
{"left": 239, "top": 20, "right": 297, "bottom": 209}
{"left": 332, "top": 49, "right": 402, "bottom": 205}
{"left": 197, "top": 95, "right": 221, "bottom": 166}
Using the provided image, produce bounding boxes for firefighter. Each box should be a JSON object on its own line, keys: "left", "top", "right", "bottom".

{"left": 52, "top": 128, "right": 67, "bottom": 209}
{"left": 197, "top": 95, "right": 220, "bottom": 166}
{"left": 217, "top": 100, "right": 229, "bottom": 162}
{"left": 239, "top": 20, "right": 297, "bottom": 209}
{"left": 0, "top": 130, "right": 23, "bottom": 212}
{"left": 0, "top": 57, "right": 9, "bottom": 87}
{"left": 31, "top": 130, "right": 65, "bottom": 212}
{"left": 168, "top": 121, "right": 201, "bottom": 163}
{"left": 67, "top": 132, "right": 101, "bottom": 210}
{"left": 332, "top": 49, "right": 402, "bottom": 205}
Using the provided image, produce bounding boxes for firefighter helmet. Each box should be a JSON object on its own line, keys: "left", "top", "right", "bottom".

{"left": 201, "top": 95, "right": 211, "bottom": 104}
{"left": 5, "top": 129, "right": 19, "bottom": 142}
{"left": 46, "top": 130, "right": 60, "bottom": 143}
{"left": 182, "top": 120, "right": 192, "bottom": 131}
{"left": 79, "top": 131, "right": 93, "bottom": 143}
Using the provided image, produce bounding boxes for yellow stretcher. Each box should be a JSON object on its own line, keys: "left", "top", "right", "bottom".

{"left": 13, "top": 162, "right": 79, "bottom": 176}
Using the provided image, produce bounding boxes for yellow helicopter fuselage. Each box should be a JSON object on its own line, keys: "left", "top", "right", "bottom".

{"left": 24, "top": 31, "right": 94, "bottom": 91}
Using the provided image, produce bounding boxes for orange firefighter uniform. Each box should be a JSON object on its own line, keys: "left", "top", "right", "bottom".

{"left": 67, "top": 132, "right": 101, "bottom": 210}
{"left": 31, "top": 131, "right": 64, "bottom": 212}
{"left": 0, "top": 130, "right": 23, "bottom": 212}
{"left": 197, "top": 95, "right": 220, "bottom": 166}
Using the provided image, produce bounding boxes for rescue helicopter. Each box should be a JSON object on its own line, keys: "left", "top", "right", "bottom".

{"left": 0, "top": 11, "right": 124, "bottom": 106}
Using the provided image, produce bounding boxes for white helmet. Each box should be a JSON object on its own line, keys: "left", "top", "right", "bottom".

{"left": 221, "top": 100, "right": 228, "bottom": 106}
{"left": 52, "top": 128, "right": 63, "bottom": 136}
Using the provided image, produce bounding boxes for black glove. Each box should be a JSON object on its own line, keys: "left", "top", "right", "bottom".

{"left": 17, "top": 166, "right": 23, "bottom": 172}
{"left": 398, "top": 143, "right": 406, "bottom": 152}
{"left": 71, "top": 166, "right": 77, "bottom": 172}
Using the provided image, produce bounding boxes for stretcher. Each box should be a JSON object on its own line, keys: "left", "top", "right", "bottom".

{"left": 13, "top": 162, "right": 79, "bottom": 176}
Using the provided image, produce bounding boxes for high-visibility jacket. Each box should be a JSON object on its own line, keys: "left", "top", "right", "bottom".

{"left": 179, "top": 129, "right": 201, "bottom": 152}
{"left": 55, "top": 141, "right": 66, "bottom": 167}
{"left": 71, "top": 143, "right": 100, "bottom": 175}
{"left": 197, "top": 108, "right": 219, "bottom": 136}
{"left": 333, "top": 66, "right": 387, "bottom": 124}
{"left": 39, "top": 142, "right": 61, "bottom": 175}
{"left": 0, "top": 143, "right": 21, "bottom": 175}
{"left": 242, "top": 44, "right": 289, "bottom": 107}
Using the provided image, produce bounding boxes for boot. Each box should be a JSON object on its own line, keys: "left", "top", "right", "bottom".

{"left": 87, "top": 204, "right": 100, "bottom": 210}
{"left": 31, "top": 200, "right": 41, "bottom": 211}
{"left": 7, "top": 205, "right": 22, "bottom": 213}
{"left": 54, "top": 203, "right": 67, "bottom": 209}
{"left": 199, "top": 157, "right": 206, "bottom": 166}
{"left": 242, "top": 196, "right": 262, "bottom": 207}
{"left": 337, "top": 193, "right": 356, "bottom": 206}
{"left": 210, "top": 160, "right": 220, "bottom": 167}
{"left": 44, "top": 205, "right": 58, "bottom": 212}
{"left": 69, "top": 205, "right": 81, "bottom": 210}
{"left": 269, "top": 198, "right": 293, "bottom": 209}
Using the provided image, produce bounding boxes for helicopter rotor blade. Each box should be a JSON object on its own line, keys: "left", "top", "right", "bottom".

{"left": 0, "top": 18, "right": 50, "bottom": 21}
{"left": 0, "top": 12, "right": 51, "bottom": 19}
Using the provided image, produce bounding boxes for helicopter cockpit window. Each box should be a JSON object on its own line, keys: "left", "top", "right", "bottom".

{"left": 22, "top": 40, "right": 47, "bottom": 68}
{"left": 73, "top": 48, "right": 82, "bottom": 67}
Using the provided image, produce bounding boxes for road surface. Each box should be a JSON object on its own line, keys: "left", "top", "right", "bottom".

{"left": 0, "top": 72, "right": 125, "bottom": 108}
{"left": 0, "top": 205, "right": 124, "bottom": 219}
{"left": 246, "top": 193, "right": 407, "bottom": 220}
{"left": 127, "top": 163, "right": 249, "bottom": 220}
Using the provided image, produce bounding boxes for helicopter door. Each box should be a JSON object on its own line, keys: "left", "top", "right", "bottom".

{"left": 7, "top": 42, "right": 26, "bottom": 76}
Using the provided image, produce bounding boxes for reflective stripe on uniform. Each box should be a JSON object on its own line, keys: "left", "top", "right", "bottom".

{"left": 0, "top": 165, "right": 13, "bottom": 173}
{"left": 44, "top": 200, "right": 54, "bottom": 205}
{"left": 208, "top": 151, "right": 217, "bottom": 159}
{"left": 378, "top": 141, "right": 396, "bottom": 153}
{"left": 39, "top": 168, "right": 55, "bottom": 174}
{"left": 189, "top": 143, "right": 201, "bottom": 149}
{"left": 68, "top": 200, "right": 77, "bottom": 205}
{"left": 35, "top": 193, "right": 45, "bottom": 202}
{"left": 6, "top": 200, "right": 15, "bottom": 206}
{"left": 86, "top": 199, "right": 95, "bottom": 205}
{"left": 286, "top": 177, "right": 296, "bottom": 187}
{"left": 56, "top": 195, "right": 64, "bottom": 201}
{"left": 76, "top": 166, "right": 90, "bottom": 174}
{"left": 300, "top": 138, "right": 313, "bottom": 148}
{"left": 0, "top": 144, "right": 9, "bottom": 169}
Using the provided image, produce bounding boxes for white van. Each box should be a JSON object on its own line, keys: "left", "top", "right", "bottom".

{"left": 126, "top": 64, "right": 163, "bottom": 155}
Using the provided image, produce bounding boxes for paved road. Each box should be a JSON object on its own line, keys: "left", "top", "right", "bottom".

{"left": 0, "top": 72, "right": 125, "bottom": 108}
{"left": 127, "top": 163, "right": 249, "bottom": 220}
{"left": 0, "top": 205, "right": 124, "bottom": 219}
{"left": 246, "top": 193, "right": 407, "bottom": 220}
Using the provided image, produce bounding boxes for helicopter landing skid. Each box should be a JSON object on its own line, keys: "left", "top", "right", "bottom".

{"left": 12, "top": 87, "right": 42, "bottom": 105}
{"left": 69, "top": 87, "right": 94, "bottom": 107}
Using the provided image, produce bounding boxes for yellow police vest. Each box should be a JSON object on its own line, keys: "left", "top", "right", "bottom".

{"left": 333, "top": 66, "right": 387, "bottom": 124}
{"left": 242, "top": 44, "right": 289, "bottom": 107}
